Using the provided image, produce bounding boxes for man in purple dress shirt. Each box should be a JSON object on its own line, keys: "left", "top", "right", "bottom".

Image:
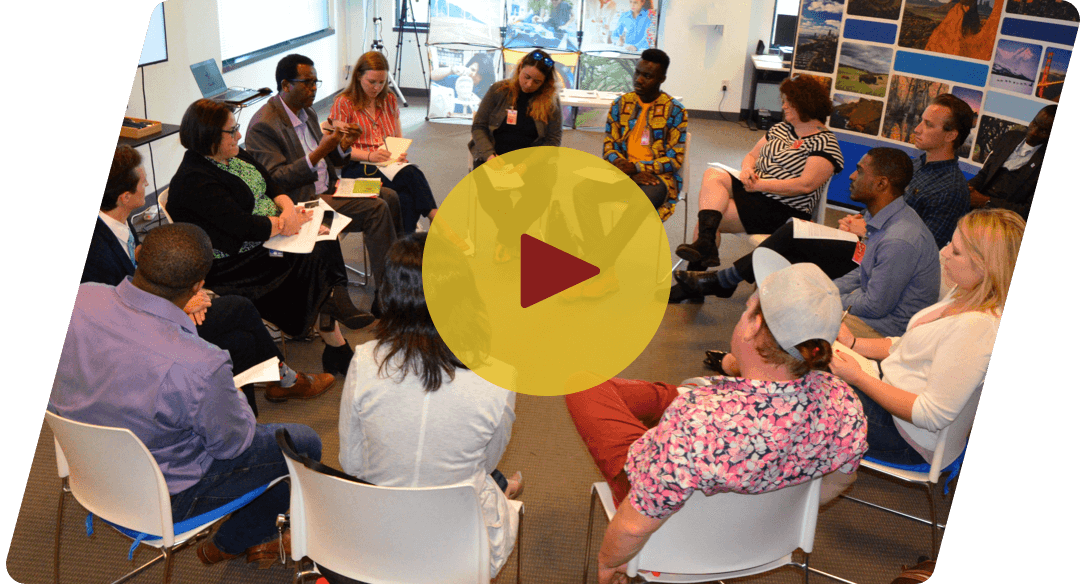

{"left": 49, "top": 223, "right": 321, "bottom": 568}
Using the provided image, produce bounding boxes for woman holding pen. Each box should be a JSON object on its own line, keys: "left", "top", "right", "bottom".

{"left": 333, "top": 51, "right": 439, "bottom": 234}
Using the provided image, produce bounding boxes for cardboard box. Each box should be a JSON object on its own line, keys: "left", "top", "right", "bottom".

{"left": 120, "top": 117, "right": 162, "bottom": 140}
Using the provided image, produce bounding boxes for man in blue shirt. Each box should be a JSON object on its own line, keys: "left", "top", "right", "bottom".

{"left": 611, "top": 0, "right": 654, "bottom": 51}
{"left": 673, "top": 147, "right": 940, "bottom": 338}
{"left": 50, "top": 223, "right": 322, "bottom": 568}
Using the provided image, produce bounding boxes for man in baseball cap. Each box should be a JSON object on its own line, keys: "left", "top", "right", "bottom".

{"left": 566, "top": 249, "right": 868, "bottom": 584}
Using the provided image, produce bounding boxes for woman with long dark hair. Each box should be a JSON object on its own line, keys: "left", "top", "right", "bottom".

{"left": 338, "top": 232, "right": 522, "bottom": 581}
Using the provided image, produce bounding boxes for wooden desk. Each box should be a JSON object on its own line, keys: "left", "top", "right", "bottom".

{"left": 746, "top": 54, "right": 792, "bottom": 129}
{"left": 559, "top": 89, "right": 683, "bottom": 129}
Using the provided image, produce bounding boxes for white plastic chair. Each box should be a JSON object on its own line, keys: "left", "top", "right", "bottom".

{"left": 46, "top": 411, "right": 284, "bottom": 584}
{"left": 278, "top": 429, "right": 522, "bottom": 584}
{"left": 840, "top": 385, "right": 983, "bottom": 561}
{"left": 581, "top": 478, "right": 823, "bottom": 583}
{"left": 157, "top": 188, "right": 172, "bottom": 224}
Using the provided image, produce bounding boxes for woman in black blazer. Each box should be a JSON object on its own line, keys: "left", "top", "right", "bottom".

{"left": 167, "top": 99, "right": 371, "bottom": 375}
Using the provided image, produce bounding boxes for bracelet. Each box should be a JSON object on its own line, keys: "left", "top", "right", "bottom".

{"left": 850, "top": 337, "right": 856, "bottom": 350}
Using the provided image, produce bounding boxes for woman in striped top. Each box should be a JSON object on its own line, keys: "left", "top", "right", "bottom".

{"left": 676, "top": 74, "right": 843, "bottom": 270}
{"left": 333, "top": 51, "right": 439, "bottom": 234}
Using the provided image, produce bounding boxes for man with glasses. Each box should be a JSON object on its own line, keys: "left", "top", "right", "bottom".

{"left": 245, "top": 54, "right": 402, "bottom": 298}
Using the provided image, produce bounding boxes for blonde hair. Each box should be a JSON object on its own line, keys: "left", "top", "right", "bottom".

{"left": 948, "top": 208, "right": 1025, "bottom": 315}
{"left": 342, "top": 51, "right": 391, "bottom": 110}
{"left": 501, "top": 50, "right": 558, "bottom": 123}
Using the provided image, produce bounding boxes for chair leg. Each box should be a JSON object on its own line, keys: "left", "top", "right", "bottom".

{"left": 516, "top": 506, "right": 524, "bottom": 584}
{"left": 54, "top": 482, "right": 66, "bottom": 584}
{"left": 582, "top": 488, "right": 597, "bottom": 584}
{"left": 161, "top": 548, "right": 173, "bottom": 584}
{"left": 928, "top": 482, "right": 939, "bottom": 560}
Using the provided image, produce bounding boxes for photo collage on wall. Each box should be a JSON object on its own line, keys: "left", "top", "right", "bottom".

{"left": 790, "top": 0, "right": 1078, "bottom": 206}
{"left": 427, "top": 0, "right": 661, "bottom": 123}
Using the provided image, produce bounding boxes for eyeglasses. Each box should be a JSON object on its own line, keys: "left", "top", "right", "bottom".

{"left": 527, "top": 50, "right": 554, "bottom": 70}
{"left": 222, "top": 124, "right": 240, "bottom": 135}
{"left": 290, "top": 78, "right": 322, "bottom": 89}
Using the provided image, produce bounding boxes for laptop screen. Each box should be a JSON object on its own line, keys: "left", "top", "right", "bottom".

{"left": 190, "top": 59, "right": 227, "bottom": 98}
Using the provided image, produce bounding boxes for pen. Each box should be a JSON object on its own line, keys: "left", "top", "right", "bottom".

{"left": 841, "top": 304, "right": 852, "bottom": 324}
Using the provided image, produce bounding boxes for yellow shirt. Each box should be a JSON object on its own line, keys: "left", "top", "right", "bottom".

{"left": 625, "top": 100, "right": 654, "bottom": 164}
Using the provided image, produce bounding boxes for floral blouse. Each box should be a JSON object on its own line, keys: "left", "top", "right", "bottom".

{"left": 208, "top": 156, "right": 279, "bottom": 258}
{"left": 625, "top": 370, "right": 867, "bottom": 520}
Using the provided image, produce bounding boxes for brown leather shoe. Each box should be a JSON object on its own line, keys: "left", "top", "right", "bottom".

{"left": 196, "top": 539, "right": 241, "bottom": 565}
{"left": 245, "top": 529, "right": 290, "bottom": 569}
{"left": 264, "top": 373, "right": 334, "bottom": 403}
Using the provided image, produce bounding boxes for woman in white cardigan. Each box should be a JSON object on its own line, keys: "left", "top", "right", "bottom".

{"left": 338, "top": 232, "right": 522, "bottom": 582}
{"left": 830, "top": 208, "right": 1024, "bottom": 465}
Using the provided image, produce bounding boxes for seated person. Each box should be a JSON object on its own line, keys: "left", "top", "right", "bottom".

{"left": 674, "top": 147, "right": 941, "bottom": 339}
{"left": 244, "top": 53, "right": 403, "bottom": 295}
{"left": 431, "top": 52, "right": 497, "bottom": 115}
{"left": 470, "top": 49, "right": 563, "bottom": 263}
{"left": 166, "top": 99, "right": 372, "bottom": 377}
{"left": 830, "top": 209, "right": 1023, "bottom": 465}
{"left": 567, "top": 250, "right": 867, "bottom": 584}
{"left": 675, "top": 74, "right": 842, "bottom": 270}
{"left": 51, "top": 223, "right": 322, "bottom": 569}
{"left": 968, "top": 104, "right": 1056, "bottom": 221}
{"left": 334, "top": 51, "right": 439, "bottom": 234}
{"left": 83, "top": 145, "right": 333, "bottom": 412}
{"left": 338, "top": 233, "right": 522, "bottom": 582}
{"left": 611, "top": 0, "right": 654, "bottom": 51}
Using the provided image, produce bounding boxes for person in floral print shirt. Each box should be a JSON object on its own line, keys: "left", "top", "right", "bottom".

{"left": 566, "top": 249, "right": 867, "bottom": 584}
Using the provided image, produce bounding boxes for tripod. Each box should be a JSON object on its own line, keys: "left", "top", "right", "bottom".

{"left": 392, "top": 0, "right": 429, "bottom": 104}
{"left": 370, "top": 17, "right": 408, "bottom": 107}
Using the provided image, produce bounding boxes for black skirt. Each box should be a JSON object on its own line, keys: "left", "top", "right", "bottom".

{"left": 730, "top": 174, "right": 811, "bottom": 235}
{"left": 203, "top": 241, "right": 348, "bottom": 337}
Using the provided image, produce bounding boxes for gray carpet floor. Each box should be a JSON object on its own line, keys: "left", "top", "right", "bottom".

{"left": 7, "top": 97, "right": 955, "bottom": 584}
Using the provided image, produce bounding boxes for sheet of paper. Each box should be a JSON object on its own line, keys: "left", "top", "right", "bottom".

{"left": 574, "top": 167, "right": 626, "bottom": 184}
{"left": 706, "top": 162, "right": 741, "bottom": 178}
{"left": 482, "top": 164, "right": 525, "bottom": 190}
{"left": 233, "top": 356, "right": 279, "bottom": 387}
{"left": 379, "top": 161, "right": 411, "bottom": 181}
{"left": 792, "top": 219, "right": 859, "bottom": 243}
{"left": 334, "top": 177, "right": 381, "bottom": 198}
{"left": 264, "top": 198, "right": 348, "bottom": 252}
{"left": 383, "top": 137, "right": 412, "bottom": 161}
{"left": 831, "top": 341, "right": 881, "bottom": 379}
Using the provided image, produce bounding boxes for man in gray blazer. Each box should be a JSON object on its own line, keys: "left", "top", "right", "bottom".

{"left": 245, "top": 54, "right": 402, "bottom": 292}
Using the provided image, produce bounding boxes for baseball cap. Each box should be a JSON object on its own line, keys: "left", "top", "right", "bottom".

{"left": 752, "top": 248, "right": 842, "bottom": 360}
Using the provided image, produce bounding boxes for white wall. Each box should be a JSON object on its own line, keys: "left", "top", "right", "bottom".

{"left": 126, "top": 0, "right": 365, "bottom": 191}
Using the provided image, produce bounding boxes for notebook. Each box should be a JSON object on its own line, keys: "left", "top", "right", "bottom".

{"left": 189, "top": 59, "right": 261, "bottom": 105}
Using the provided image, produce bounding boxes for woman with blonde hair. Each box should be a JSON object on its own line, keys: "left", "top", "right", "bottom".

{"left": 830, "top": 208, "right": 1025, "bottom": 465}
{"left": 469, "top": 48, "right": 563, "bottom": 262}
{"left": 332, "top": 51, "right": 439, "bottom": 233}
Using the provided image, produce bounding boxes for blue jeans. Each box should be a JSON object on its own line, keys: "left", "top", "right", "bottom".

{"left": 169, "top": 423, "right": 322, "bottom": 555}
{"left": 854, "top": 388, "right": 927, "bottom": 466}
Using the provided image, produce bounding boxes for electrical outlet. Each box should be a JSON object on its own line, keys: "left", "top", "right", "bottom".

{"left": 721, "top": 80, "right": 729, "bottom": 92}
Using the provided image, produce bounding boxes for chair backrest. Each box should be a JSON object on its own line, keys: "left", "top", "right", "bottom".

{"left": 926, "top": 384, "right": 983, "bottom": 482}
{"left": 279, "top": 433, "right": 490, "bottom": 584}
{"left": 158, "top": 188, "right": 172, "bottom": 224}
{"left": 44, "top": 411, "right": 176, "bottom": 545}
{"left": 629, "top": 477, "right": 822, "bottom": 576}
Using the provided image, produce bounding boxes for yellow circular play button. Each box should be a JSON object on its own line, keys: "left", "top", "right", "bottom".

{"left": 423, "top": 146, "right": 669, "bottom": 396}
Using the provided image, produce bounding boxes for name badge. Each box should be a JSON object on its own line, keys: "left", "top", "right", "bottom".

{"left": 641, "top": 129, "right": 651, "bottom": 146}
{"left": 269, "top": 250, "right": 284, "bottom": 258}
{"left": 851, "top": 241, "right": 866, "bottom": 265}
{"left": 506, "top": 109, "right": 518, "bottom": 125}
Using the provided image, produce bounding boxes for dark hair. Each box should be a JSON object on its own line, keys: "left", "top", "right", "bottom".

{"left": 179, "top": 98, "right": 233, "bottom": 157}
{"left": 133, "top": 223, "right": 214, "bottom": 301}
{"left": 1039, "top": 104, "right": 1058, "bottom": 119}
{"left": 466, "top": 52, "right": 496, "bottom": 90}
{"left": 751, "top": 299, "right": 832, "bottom": 376}
{"left": 275, "top": 53, "right": 315, "bottom": 92}
{"left": 778, "top": 74, "right": 833, "bottom": 123}
{"left": 102, "top": 145, "right": 143, "bottom": 212}
{"left": 374, "top": 233, "right": 491, "bottom": 392}
{"left": 932, "top": 93, "right": 975, "bottom": 149}
{"left": 640, "top": 48, "right": 669, "bottom": 75}
{"left": 863, "top": 147, "right": 914, "bottom": 196}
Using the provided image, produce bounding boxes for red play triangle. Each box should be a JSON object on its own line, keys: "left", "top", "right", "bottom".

{"left": 520, "top": 234, "right": 600, "bottom": 308}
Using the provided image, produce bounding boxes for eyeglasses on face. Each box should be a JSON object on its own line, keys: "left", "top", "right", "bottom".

{"left": 290, "top": 78, "right": 322, "bottom": 89}
{"left": 222, "top": 123, "right": 241, "bottom": 135}
{"left": 528, "top": 50, "right": 554, "bottom": 70}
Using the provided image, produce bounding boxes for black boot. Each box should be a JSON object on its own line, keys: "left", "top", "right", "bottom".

{"left": 320, "top": 285, "right": 375, "bottom": 330}
{"left": 322, "top": 342, "right": 355, "bottom": 376}
{"left": 675, "top": 210, "right": 723, "bottom": 268}
{"left": 674, "top": 270, "right": 737, "bottom": 299}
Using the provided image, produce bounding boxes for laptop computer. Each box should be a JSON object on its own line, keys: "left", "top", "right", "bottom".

{"left": 189, "top": 59, "right": 261, "bottom": 106}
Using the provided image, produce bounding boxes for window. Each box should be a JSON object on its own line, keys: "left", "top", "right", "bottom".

{"left": 394, "top": 0, "right": 430, "bottom": 34}
{"left": 218, "top": 0, "right": 334, "bottom": 71}
{"left": 771, "top": 0, "right": 801, "bottom": 50}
